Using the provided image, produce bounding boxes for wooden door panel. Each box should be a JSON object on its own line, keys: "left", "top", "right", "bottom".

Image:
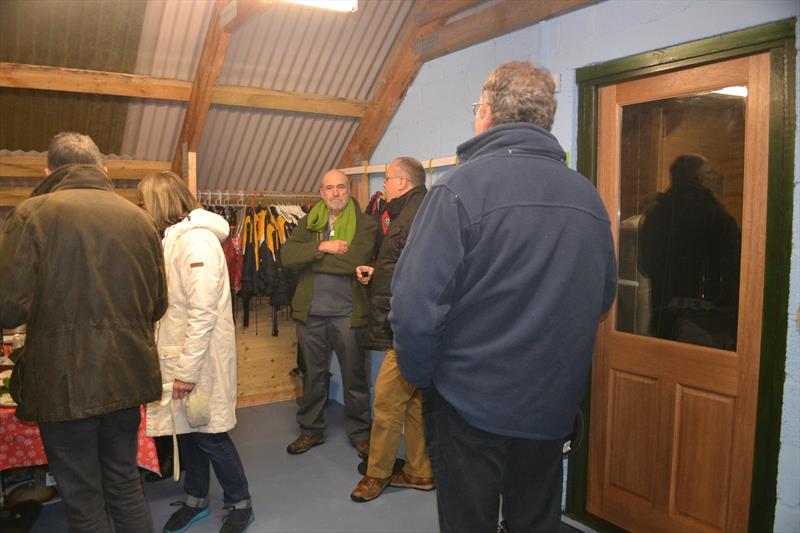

{"left": 672, "top": 386, "right": 736, "bottom": 529}
{"left": 607, "top": 370, "right": 659, "bottom": 502}
{"left": 589, "top": 53, "right": 770, "bottom": 533}
{"left": 609, "top": 334, "right": 739, "bottom": 396}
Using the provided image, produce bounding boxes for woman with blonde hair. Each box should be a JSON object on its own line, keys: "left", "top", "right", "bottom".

{"left": 139, "top": 171, "right": 254, "bottom": 533}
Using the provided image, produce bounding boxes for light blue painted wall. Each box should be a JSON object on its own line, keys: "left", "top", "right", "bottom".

{"left": 350, "top": 0, "right": 799, "bottom": 529}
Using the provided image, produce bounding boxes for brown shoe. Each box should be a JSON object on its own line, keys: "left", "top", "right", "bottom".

{"left": 353, "top": 439, "right": 370, "bottom": 459}
{"left": 286, "top": 433, "right": 325, "bottom": 455}
{"left": 350, "top": 475, "right": 390, "bottom": 502}
{"left": 389, "top": 469, "right": 435, "bottom": 491}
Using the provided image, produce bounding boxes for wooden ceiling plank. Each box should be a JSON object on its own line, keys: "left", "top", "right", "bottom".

{"left": 0, "top": 155, "right": 170, "bottom": 179}
{"left": 413, "top": 0, "right": 485, "bottom": 27}
{"left": 172, "top": 0, "right": 233, "bottom": 173}
{"left": 416, "top": 0, "right": 599, "bottom": 62}
{"left": 0, "top": 62, "right": 368, "bottom": 118}
{"left": 337, "top": 0, "right": 446, "bottom": 168}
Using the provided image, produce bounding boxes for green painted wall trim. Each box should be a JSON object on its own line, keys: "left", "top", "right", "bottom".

{"left": 749, "top": 39, "right": 796, "bottom": 533}
{"left": 567, "top": 18, "right": 796, "bottom": 533}
{"left": 576, "top": 18, "right": 795, "bottom": 83}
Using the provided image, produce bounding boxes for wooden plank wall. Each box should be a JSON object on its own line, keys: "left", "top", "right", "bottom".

{"left": 235, "top": 298, "right": 300, "bottom": 408}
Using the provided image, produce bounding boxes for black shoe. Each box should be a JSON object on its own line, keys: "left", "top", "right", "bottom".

{"left": 0, "top": 501, "right": 42, "bottom": 533}
{"left": 220, "top": 506, "right": 254, "bottom": 533}
{"left": 163, "top": 502, "right": 210, "bottom": 533}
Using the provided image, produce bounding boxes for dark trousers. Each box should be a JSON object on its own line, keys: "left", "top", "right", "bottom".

{"left": 179, "top": 432, "right": 251, "bottom": 505}
{"left": 422, "top": 388, "right": 563, "bottom": 533}
{"left": 38, "top": 407, "right": 153, "bottom": 533}
{"left": 296, "top": 315, "right": 371, "bottom": 442}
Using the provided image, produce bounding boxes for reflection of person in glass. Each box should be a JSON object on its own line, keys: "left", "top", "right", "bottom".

{"left": 639, "top": 154, "right": 741, "bottom": 349}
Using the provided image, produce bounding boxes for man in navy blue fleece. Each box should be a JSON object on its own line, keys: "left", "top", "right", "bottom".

{"left": 389, "top": 61, "right": 617, "bottom": 533}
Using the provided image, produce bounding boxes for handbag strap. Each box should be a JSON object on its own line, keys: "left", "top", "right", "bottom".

{"left": 170, "top": 399, "right": 180, "bottom": 482}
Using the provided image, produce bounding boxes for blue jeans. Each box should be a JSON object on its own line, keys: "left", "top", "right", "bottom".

{"left": 38, "top": 407, "right": 153, "bottom": 533}
{"left": 179, "top": 432, "right": 250, "bottom": 505}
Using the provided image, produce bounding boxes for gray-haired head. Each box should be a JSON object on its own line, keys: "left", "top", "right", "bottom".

{"left": 47, "top": 132, "right": 104, "bottom": 172}
{"left": 481, "top": 61, "right": 557, "bottom": 131}
{"left": 391, "top": 157, "right": 425, "bottom": 187}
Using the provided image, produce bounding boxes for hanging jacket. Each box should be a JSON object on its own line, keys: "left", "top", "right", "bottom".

{"left": 0, "top": 164, "right": 167, "bottom": 422}
{"left": 222, "top": 225, "right": 243, "bottom": 293}
{"left": 146, "top": 209, "right": 237, "bottom": 436}
{"left": 364, "top": 185, "right": 427, "bottom": 351}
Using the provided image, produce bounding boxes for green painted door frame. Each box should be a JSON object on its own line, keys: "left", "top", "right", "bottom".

{"left": 565, "top": 18, "right": 796, "bottom": 533}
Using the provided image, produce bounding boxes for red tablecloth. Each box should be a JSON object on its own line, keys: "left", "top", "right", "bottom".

{"left": 0, "top": 406, "right": 160, "bottom": 474}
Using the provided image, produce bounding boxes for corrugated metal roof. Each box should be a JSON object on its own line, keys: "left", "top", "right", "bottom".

{"left": 0, "top": 0, "right": 147, "bottom": 154}
{"left": 117, "top": 0, "right": 414, "bottom": 192}
{"left": 1, "top": 0, "right": 414, "bottom": 192}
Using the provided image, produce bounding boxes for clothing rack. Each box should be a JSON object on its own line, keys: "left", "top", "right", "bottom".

{"left": 197, "top": 189, "right": 318, "bottom": 207}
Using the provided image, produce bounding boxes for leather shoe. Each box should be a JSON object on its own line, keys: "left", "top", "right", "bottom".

{"left": 350, "top": 475, "right": 390, "bottom": 502}
{"left": 389, "top": 469, "right": 435, "bottom": 491}
{"left": 286, "top": 433, "right": 324, "bottom": 455}
{"left": 353, "top": 439, "right": 370, "bottom": 459}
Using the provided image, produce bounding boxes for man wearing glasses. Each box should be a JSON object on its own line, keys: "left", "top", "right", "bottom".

{"left": 390, "top": 62, "right": 618, "bottom": 532}
{"left": 350, "top": 157, "right": 432, "bottom": 502}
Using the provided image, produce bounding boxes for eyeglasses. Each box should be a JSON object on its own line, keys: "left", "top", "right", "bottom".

{"left": 471, "top": 102, "right": 482, "bottom": 116}
{"left": 383, "top": 175, "right": 403, "bottom": 183}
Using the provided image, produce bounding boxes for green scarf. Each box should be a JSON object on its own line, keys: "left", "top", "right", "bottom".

{"left": 306, "top": 198, "right": 357, "bottom": 244}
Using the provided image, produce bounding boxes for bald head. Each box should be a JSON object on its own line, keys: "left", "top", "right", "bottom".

{"left": 319, "top": 169, "right": 351, "bottom": 215}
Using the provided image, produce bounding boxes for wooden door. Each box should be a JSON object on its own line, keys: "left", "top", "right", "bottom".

{"left": 588, "top": 53, "right": 770, "bottom": 533}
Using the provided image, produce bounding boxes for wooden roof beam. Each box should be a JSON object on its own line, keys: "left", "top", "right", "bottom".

{"left": 339, "top": 0, "right": 599, "bottom": 167}
{"left": 221, "top": 0, "right": 269, "bottom": 33}
{"left": 0, "top": 62, "right": 188, "bottom": 101}
{"left": 413, "top": 0, "right": 485, "bottom": 27}
{"left": 0, "top": 155, "right": 170, "bottom": 179}
{"left": 338, "top": 0, "right": 448, "bottom": 168}
{"left": 416, "top": 0, "right": 599, "bottom": 61}
{"left": 0, "top": 62, "right": 369, "bottom": 118}
{"left": 0, "top": 187, "right": 139, "bottom": 207}
{"left": 172, "top": 0, "right": 233, "bottom": 174}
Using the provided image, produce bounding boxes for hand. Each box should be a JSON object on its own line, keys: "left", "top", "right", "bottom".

{"left": 172, "top": 379, "right": 195, "bottom": 400}
{"left": 319, "top": 240, "right": 349, "bottom": 255}
{"left": 356, "top": 265, "right": 374, "bottom": 285}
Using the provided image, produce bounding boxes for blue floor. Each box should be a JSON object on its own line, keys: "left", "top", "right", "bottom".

{"left": 32, "top": 400, "right": 440, "bottom": 533}
{"left": 30, "top": 400, "right": 587, "bottom": 533}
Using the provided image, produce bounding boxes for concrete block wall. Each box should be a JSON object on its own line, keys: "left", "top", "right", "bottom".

{"left": 356, "top": 1, "right": 800, "bottom": 528}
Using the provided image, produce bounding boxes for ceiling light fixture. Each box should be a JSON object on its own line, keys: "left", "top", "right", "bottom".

{"left": 284, "top": 0, "right": 358, "bottom": 13}
{"left": 712, "top": 86, "right": 748, "bottom": 97}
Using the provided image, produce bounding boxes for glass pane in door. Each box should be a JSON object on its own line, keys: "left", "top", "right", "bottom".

{"left": 615, "top": 88, "right": 744, "bottom": 350}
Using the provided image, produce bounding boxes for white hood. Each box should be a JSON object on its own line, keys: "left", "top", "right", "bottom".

{"left": 164, "top": 208, "right": 229, "bottom": 243}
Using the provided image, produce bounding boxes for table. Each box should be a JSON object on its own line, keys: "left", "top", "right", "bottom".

{"left": 0, "top": 406, "right": 160, "bottom": 474}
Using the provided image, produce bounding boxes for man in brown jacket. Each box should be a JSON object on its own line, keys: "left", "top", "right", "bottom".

{"left": 0, "top": 132, "right": 167, "bottom": 533}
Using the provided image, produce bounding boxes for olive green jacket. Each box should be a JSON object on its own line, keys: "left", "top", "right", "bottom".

{"left": 0, "top": 164, "right": 167, "bottom": 422}
{"left": 282, "top": 202, "right": 376, "bottom": 326}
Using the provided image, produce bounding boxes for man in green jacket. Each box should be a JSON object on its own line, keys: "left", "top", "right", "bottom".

{"left": 0, "top": 132, "right": 167, "bottom": 533}
{"left": 282, "top": 169, "right": 376, "bottom": 459}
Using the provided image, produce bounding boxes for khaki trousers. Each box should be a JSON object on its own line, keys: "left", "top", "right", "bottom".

{"left": 366, "top": 349, "right": 432, "bottom": 479}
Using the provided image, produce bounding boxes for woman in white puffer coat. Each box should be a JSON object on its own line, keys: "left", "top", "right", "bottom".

{"left": 139, "top": 171, "right": 254, "bottom": 533}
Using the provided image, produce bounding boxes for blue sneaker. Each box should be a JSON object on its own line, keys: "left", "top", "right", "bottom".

{"left": 163, "top": 502, "right": 210, "bottom": 533}
{"left": 220, "top": 506, "right": 254, "bottom": 533}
